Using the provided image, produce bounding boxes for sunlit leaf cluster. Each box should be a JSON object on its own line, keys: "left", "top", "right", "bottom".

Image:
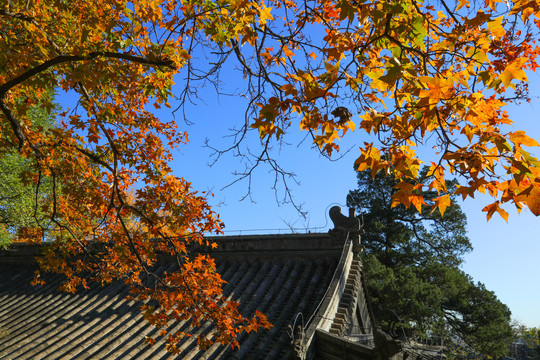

{"left": 242, "top": 0, "right": 540, "bottom": 220}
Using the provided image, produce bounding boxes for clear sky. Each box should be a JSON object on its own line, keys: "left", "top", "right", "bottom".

{"left": 164, "top": 68, "right": 540, "bottom": 328}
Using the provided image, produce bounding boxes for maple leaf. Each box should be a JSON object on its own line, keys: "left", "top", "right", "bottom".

{"left": 500, "top": 58, "right": 529, "bottom": 88}
{"left": 509, "top": 130, "right": 540, "bottom": 148}
{"left": 433, "top": 194, "right": 452, "bottom": 217}
{"left": 258, "top": 4, "right": 273, "bottom": 26}
{"left": 411, "top": 195, "right": 427, "bottom": 213}
{"left": 282, "top": 45, "right": 294, "bottom": 57}
{"left": 516, "top": 183, "right": 540, "bottom": 215}
{"left": 482, "top": 201, "right": 510, "bottom": 222}
{"left": 488, "top": 16, "right": 506, "bottom": 38}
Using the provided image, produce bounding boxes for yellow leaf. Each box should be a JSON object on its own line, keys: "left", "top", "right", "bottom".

{"left": 498, "top": 206, "right": 509, "bottom": 222}
{"left": 456, "top": 0, "right": 469, "bottom": 11}
{"left": 411, "top": 195, "right": 427, "bottom": 213}
{"left": 488, "top": 16, "right": 505, "bottom": 38}
{"left": 500, "top": 58, "right": 529, "bottom": 88}
{"left": 258, "top": 4, "right": 273, "bottom": 26}
{"left": 518, "top": 184, "right": 540, "bottom": 216}
{"left": 510, "top": 0, "right": 540, "bottom": 21}
{"left": 347, "top": 120, "right": 355, "bottom": 132}
{"left": 433, "top": 194, "right": 452, "bottom": 217}
{"left": 509, "top": 130, "right": 540, "bottom": 147}
{"left": 482, "top": 201, "right": 509, "bottom": 221}
{"left": 282, "top": 46, "right": 294, "bottom": 57}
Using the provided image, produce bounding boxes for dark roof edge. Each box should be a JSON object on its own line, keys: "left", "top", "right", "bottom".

{"left": 0, "top": 233, "right": 343, "bottom": 264}
{"left": 207, "top": 233, "right": 331, "bottom": 241}
{"left": 204, "top": 232, "right": 343, "bottom": 254}
{"left": 0, "top": 243, "right": 43, "bottom": 264}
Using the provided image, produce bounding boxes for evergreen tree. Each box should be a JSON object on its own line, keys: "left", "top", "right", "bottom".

{"left": 347, "top": 168, "right": 512, "bottom": 358}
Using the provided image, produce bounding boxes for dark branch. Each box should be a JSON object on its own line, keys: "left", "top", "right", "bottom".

{"left": 0, "top": 52, "right": 176, "bottom": 98}
{"left": 0, "top": 9, "right": 33, "bottom": 22}
{"left": 0, "top": 100, "right": 26, "bottom": 150}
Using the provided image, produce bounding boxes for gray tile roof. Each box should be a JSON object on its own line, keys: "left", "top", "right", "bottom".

{"left": 0, "top": 233, "right": 346, "bottom": 360}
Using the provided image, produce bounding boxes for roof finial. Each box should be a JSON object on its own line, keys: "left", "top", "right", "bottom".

{"left": 329, "top": 206, "right": 363, "bottom": 252}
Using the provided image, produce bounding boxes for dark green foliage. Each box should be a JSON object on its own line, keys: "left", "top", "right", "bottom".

{"left": 444, "top": 281, "right": 512, "bottom": 357}
{"left": 347, "top": 167, "right": 471, "bottom": 268}
{"left": 347, "top": 167, "right": 513, "bottom": 358}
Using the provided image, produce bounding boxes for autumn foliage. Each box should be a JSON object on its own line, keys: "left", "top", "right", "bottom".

{"left": 1, "top": 0, "right": 540, "bottom": 351}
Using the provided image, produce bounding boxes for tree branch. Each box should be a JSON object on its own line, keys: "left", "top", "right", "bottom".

{"left": 0, "top": 52, "right": 176, "bottom": 99}
{"left": 0, "top": 99, "right": 26, "bottom": 150}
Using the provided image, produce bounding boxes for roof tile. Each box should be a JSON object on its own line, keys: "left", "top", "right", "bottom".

{"left": 0, "top": 234, "right": 342, "bottom": 360}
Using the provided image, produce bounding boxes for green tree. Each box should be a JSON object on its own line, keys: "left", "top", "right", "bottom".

{"left": 520, "top": 326, "right": 540, "bottom": 347}
{"left": 0, "top": 102, "right": 55, "bottom": 247}
{"left": 511, "top": 324, "right": 540, "bottom": 359}
{"left": 347, "top": 167, "right": 471, "bottom": 268}
{"left": 347, "top": 167, "right": 512, "bottom": 358}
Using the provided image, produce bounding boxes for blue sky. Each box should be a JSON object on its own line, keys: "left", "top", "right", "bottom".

{"left": 51, "top": 31, "right": 540, "bottom": 328}
{"left": 164, "top": 68, "right": 540, "bottom": 328}
{"left": 458, "top": 72, "right": 540, "bottom": 328}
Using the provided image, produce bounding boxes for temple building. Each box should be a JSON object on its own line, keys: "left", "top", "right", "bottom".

{"left": 0, "top": 207, "right": 442, "bottom": 359}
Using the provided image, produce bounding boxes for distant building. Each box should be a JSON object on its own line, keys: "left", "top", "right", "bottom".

{"left": 505, "top": 342, "right": 540, "bottom": 360}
